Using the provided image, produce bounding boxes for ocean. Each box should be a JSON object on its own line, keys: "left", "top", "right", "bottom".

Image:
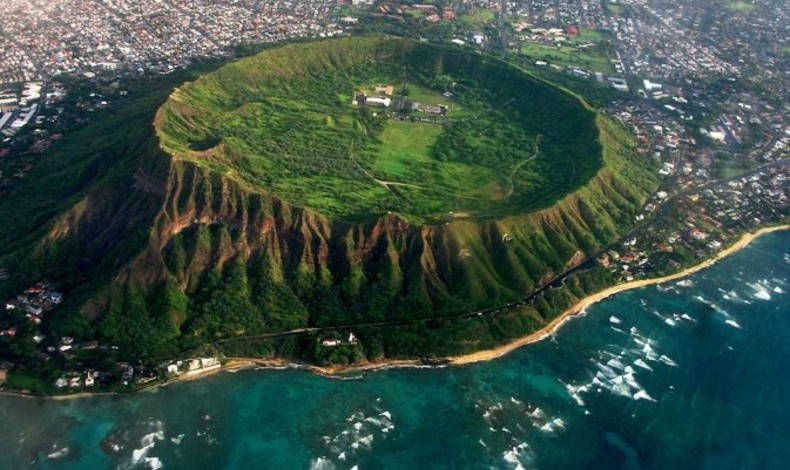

{"left": 1, "top": 230, "right": 788, "bottom": 470}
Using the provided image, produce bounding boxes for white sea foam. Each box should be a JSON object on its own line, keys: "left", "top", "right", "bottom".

{"left": 750, "top": 282, "right": 772, "bottom": 300}
{"left": 564, "top": 382, "right": 589, "bottom": 406}
{"left": 658, "top": 355, "right": 678, "bottom": 367}
{"left": 47, "top": 447, "right": 70, "bottom": 459}
{"left": 622, "top": 372, "right": 640, "bottom": 390}
{"left": 338, "top": 452, "right": 346, "bottom": 461}
{"left": 774, "top": 286, "right": 784, "bottom": 294}
{"left": 502, "top": 449, "right": 518, "bottom": 463}
{"left": 681, "top": 313, "right": 695, "bottom": 322}
{"left": 365, "top": 416, "right": 385, "bottom": 428}
{"left": 725, "top": 319, "right": 743, "bottom": 329}
{"left": 642, "top": 342, "right": 659, "bottom": 362}
{"left": 309, "top": 457, "right": 336, "bottom": 470}
{"left": 664, "top": 317, "right": 677, "bottom": 327}
{"left": 528, "top": 407, "right": 545, "bottom": 420}
{"left": 609, "top": 376, "right": 633, "bottom": 398}
{"left": 633, "top": 390, "right": 656, "bottom": 401}
{"left": 552, "top": 418, "right": 566, "bottom": 430}
{"left": 609, "top": 315, "right": 622, "bottom": 324}
{"left": 132, "top": 429, "right": 165, "bottom": 465}
{"left": 633, "top": 359, "right": 653, "bottom": 371}
{"left": 676, "top": 279, "right": 694, "bottom": 287}
{"left": 606, "top": 358, "right": 626, "bottom": 370}
{"left": 170, "top": 433, "right": 185, "bottom": 445}
{"left": 145, "top": 457, "right": 163, "bottom": 470}
{"left": 510, "top": 396, "right": 522, "bottom": 406}
{"left": 538, "top": 423, "right": 556, "bottom": 434}
{"left": 357, "top": 434, "right": 374, "bottom": 449}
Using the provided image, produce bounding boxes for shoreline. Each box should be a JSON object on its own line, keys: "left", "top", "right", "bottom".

{"left": 447, "top": 224, "right": 789, "bottom": 366}
{"left": 2, "top": 224, "right": 786, "bottom": 399}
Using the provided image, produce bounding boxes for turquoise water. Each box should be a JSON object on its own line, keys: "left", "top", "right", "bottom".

{"left": 1, "top": 231, "right": 788, "bottom": 470}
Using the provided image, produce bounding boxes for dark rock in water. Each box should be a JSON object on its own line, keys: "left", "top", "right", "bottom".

{"left": 100, "top": 430, "right": 127, "bottom": 457}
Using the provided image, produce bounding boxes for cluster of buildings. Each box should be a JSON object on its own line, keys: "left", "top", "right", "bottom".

{"left": 0, "top": 0, "right": 787, "bottom": 394}
{"left": 164, "top": 357, "right": 221, "bottom": 376}
{"left": 2, "top": 282, "right": 64, "bottom": 337}
{"left": 601, "top": 163, "right": 788, "bottom": 283}
{"left": 604, "top": 0, "right": 787, "bottom": 99}
{"left": 0, "top": 0, "right": 349, "bottom": 84}
{"left": 0, "top": 82, "right": 45, "bottom": 137}
{"left": 54, "top": 370, "right": 101, "bottom": 389}
{"left": 353, "top": 84, "right": 450, "bottom": 118}
{"left": 321, "top": 332, "right": 358, "bottom": 347}
{"left": 371, "top": 2, "right": 456, "bottom": 23}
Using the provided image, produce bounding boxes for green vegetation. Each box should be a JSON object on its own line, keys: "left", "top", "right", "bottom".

{"left": 520, "top": 42, "right": 616, "bottom": 74}
{"left": 712, "top": 152, "right": 759, "bottom": 179}
{"left": 459, "top": 9, "right": 495, "bottom": 28}
{"left": 159, "top": 37, "right": 605, "bottom": 223}
{"left": 0, "top": 37, "right": 659, "bottom": 373}
{"left": 724, "top": 1, "right": 756, "bottom": 11}
{"left": 375, "top": 121, "right": 442, "bottom": 177}
{"left": 605, "top": 2, "right": 626, "bottom": 15}
{"left": 570, "top": 28, "right": 610, "bottom": 44}
{"left": 4, "top": 368, "right": 51, "bottom": 393}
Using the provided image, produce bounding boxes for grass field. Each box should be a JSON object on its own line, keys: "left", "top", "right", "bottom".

{"left": 158, "top": 38, "right": 605, "bottom": 223}
{"left": 725, "top": 1, "right": 756, "bottom": 11}
{"left": 520, "top": 42, "right": 615, "bottom": 74}
{"left": 5, "top": 369, "right": 50, "bottom": 393}
{"left": 459, "top": 9, "right": 495, "bottom": 28}
{"left": 375, "top": 120, "right": 440, "bottom": 177}
{"left": 570, "top": 28, "right": 610, "bottom": 44}
{"left": 605, "top": 3, "right": 625, "bottom": 15}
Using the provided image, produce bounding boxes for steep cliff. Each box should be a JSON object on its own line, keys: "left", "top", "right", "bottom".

{"left": 0, "top": 38, "right": 658, "bottom": 362}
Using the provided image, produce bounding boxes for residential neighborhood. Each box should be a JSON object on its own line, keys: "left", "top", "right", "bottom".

{"left": 0, "top": 0, "right": 787, "bottom": 396}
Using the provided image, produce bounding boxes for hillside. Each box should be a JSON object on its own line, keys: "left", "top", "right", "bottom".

{"left": 157, "top": 37, "right": 605, "bottom": 223}
{"left": 0, "top": 38, "right": 658, "bottom": 365}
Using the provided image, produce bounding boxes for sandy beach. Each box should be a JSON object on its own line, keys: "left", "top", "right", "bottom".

{"left": 2, "top": 224, "right": 786, "bottom": 398}
{"left": 448, "top": 224, "right": 789, "bottom": 366}
{"left": 222, "top": 224, "right": 788, "bottom": 375}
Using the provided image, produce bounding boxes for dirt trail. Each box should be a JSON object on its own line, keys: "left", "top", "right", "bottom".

{"left": 505, "top": 135, "right": 541, "bottom": 198}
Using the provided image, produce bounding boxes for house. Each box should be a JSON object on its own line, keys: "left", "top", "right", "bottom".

{"left": 354, "top": 94, "right": 391, "bottom": 108}
{"left": 84, "top": 375, "right": 95, "bottom": 387}
{"left": 49, "top": 291, "right": 64, "bottom": 304}
{"left": 24, "top": 304, "right": 43, "bottom": 316}
{"left": 365, "top": 96, "right": 391, "bottom": 107}
{"left": 321, "top": 338, "right": 340, "bottom": 347}
{"left": 348, "top": 332, "right": 358, "bottom": 344}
